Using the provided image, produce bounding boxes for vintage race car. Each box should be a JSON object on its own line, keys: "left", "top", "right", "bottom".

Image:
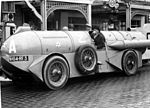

{"left": 1, "top": 30, "right": 150, "bottom": 90}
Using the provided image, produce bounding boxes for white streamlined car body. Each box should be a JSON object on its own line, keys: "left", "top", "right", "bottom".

{"left": 1, "top": 29, "right": 150, "bottom": 90}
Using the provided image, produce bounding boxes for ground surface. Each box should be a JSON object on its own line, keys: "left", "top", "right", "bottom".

{"left": 2, "top": 64, "right": 150, "bottom": 108}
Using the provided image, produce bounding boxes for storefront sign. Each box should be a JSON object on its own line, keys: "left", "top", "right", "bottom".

{"left": 109, "top": 0, "right": 116, "bottom": 7}
{"left": 50, "top": 0, "right": 95, "bottom": 4}
{"left": 108, "top": 0, "right": 119, "bottom": 9}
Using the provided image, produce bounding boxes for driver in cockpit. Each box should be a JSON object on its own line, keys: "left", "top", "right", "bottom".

{"left": 90, "top": 27, "right": 106, "bottom": 49}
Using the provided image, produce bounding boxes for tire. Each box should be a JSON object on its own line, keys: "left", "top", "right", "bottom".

{"left": 43, "top": 56, "right": 69, "bottom": 90}
{"left": 142, "top": 59, "right": 149, "bottom": 65}
{"left": 122, "top": 50, "right": 138, "bottom": 76}
{"left": 75, "top": 45, "right": 97, "bottom": 74}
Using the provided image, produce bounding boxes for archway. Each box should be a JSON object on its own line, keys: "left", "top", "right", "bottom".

{"left": 46, "top": 1, "right": 90, "bottom": 30}
{"left": 47, "top": 9, "right": 87, "bottom": 30}
{"left": 131, "top": 10, "right": 149, "bottom": 28}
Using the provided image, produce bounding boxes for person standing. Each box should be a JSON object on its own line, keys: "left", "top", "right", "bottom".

{"left": 68, "top": 24, "right": 74, "bottom": 31}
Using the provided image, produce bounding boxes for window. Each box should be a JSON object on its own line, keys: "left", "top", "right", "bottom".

{"left": 2, "top": 2, "right": 15, "bottom": 13}
{"left": 131, "top": 20, "right": 141, "bottom": 28}
{"left": 68, "top": 17, "right": 86, "bottom": 30}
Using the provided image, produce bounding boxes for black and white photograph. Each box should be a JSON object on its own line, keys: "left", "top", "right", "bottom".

{"left": 1, "top": 0, "right": 150, "bottom": 107}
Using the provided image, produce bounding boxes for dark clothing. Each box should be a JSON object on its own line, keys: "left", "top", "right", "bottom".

{"left": 92, "top": 32, "right": 106, "bottom": 49}
{"left": 88, "top": 31, "right": 93, "bottom": 35}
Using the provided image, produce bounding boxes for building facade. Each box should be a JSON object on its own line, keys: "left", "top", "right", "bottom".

{"left": 92, "top": 0, "right": 150, "bottom": 31}
{"left": 1, "top": 0, "right": 93, "bottom": 31}
{"left": 0, "top": 0, "right": 150, "bottom": 39}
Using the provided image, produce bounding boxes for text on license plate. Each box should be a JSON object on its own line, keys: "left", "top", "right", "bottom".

{"left": 9, "top": 56, "right": 29, "bottom": 62}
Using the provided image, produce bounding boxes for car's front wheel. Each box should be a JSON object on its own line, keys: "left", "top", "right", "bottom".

{"left": 43, "top": 56, "right": 69, "bottom": 90}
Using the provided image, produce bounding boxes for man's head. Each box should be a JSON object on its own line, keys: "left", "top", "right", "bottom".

{"left": 62, "top": 26, "right": 68, "bottom": 31}
{"left": 68, "top": 24, "right": 74, "bottom": 31}
{"left": 92, "top": 27, "right": 100, "bottom": 34}
{"left": 90, "top": 27, "right": 100, "bottom": 39}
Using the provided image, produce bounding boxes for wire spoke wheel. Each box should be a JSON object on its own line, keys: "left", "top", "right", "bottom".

{"left": 75, "top": 45, "right": 97, "bottom": 74}
{"left": 43, "top": 56, "right": 69, "bottom": 90}
{"left": 122, "top": 50, "right": 138, "bottom": 76}
{"left": 126, "top": 57, "right": 135, "bottom": 71}
{"left": 49, "top": 62, "right": 64, "bottom": 82}
{"left": 81, "top": 48, "right": 95, "bottom": 70}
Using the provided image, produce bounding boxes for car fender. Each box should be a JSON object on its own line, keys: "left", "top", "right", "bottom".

{"left": 28, "top": 52, "right": 69, "bottom": 81}
{"left": 108, "top": 49, "right": 142, "bottom": 70}
{"left": 107, "top": 50, "right": 124, "bottom": 70}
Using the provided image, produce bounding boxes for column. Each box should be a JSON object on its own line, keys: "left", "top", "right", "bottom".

{"left": 87, "top": 4, "right": 92, "bottom": 27}
{"left": 141, "top": 16, "right": 145, "bottom": 27}
{"left": 0, "top": 1, "right": 1, "bottom": 23}
{"left": 41, "top": 0, "right": 47, "bottom": 30}
{"left": 126, "top": 3, "right": 131, "bottom": 30}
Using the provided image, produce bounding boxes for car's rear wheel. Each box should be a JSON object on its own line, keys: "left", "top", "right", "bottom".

{"left": 75, "top": 45, "right": 97, "bottom": 74}
{"left": 43, "top": 56, "right": 69, "bottom": 90}
{"left": 122, "top": 50, "right": 138, "bottom": 76}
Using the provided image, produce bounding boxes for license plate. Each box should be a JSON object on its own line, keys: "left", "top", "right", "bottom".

{"left": 9, "top": 56, "right": 29, "bottom": 62}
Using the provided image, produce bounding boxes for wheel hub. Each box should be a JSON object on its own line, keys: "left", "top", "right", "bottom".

{"left": 84, "top": 56, "right": 92, "bottom": 62}
{"left": 127, "top": 59, "right": 135, "bottom": 70}
{"left": 52, "top": 69, "right": 62, "bottom": 75}
{"left": 50, "top": 66, "right": 63, "bottom": 82}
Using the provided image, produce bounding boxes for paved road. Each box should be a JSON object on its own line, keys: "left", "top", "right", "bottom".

{"left": 2, "top": 64, "right": 150, "bottom": 108}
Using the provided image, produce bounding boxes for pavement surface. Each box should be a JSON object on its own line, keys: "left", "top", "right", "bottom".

{"left": 2, "top": 64, "right": 150, "bottom": 108}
